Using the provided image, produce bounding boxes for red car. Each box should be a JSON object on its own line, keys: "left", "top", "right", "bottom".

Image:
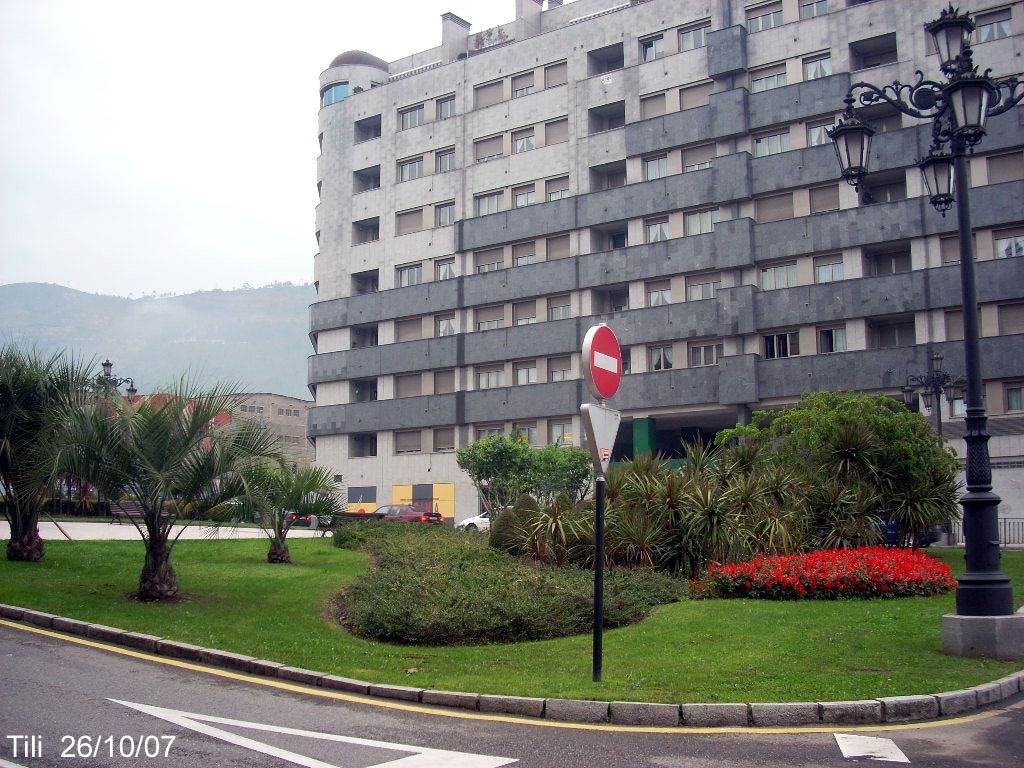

{"left": 376, "top": 504, "right": 443, "bottom": 524}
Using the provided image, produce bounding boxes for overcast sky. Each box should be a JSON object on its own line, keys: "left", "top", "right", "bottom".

{"left": 0, "top": 0, "right": 515, "bottom": 297}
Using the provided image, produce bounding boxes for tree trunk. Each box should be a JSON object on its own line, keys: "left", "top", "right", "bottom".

{"left": 6, "top": 515, "right": 45, "bottom": 562}
{"left": 268, "top": 540, "right": 291, "bottom": 564}
{"left": 138, "top": 538, "right": 178, "bottom": 600}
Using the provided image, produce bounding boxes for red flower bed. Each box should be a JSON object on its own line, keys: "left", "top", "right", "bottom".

{"left": 692, "top": 547, "right": 956, "bottom": 600}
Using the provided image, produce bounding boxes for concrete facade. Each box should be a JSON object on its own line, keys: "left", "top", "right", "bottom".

{"left": 236, "top": 393, "right": 314, "bottom": 466}
{"left": 310, "top": 0, "right": 1024, "bottom": 522}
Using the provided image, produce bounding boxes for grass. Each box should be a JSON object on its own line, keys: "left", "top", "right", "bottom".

{"left": 0, "top": 538, "right": 1021, "bottom": 704}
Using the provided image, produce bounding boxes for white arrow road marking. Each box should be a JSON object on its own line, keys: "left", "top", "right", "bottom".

{"left": 110, "top": 699, "right": 517, "bottom": 768}
{"left": 593, "top": 349, "right": 619, "bottom": 374}
{"left": 835, "top": 734, "right": 910, "bottom": 763}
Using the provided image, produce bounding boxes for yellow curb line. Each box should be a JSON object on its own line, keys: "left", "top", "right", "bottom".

{"left": 1, "top": 618, "right": 1018, "bottom": 735}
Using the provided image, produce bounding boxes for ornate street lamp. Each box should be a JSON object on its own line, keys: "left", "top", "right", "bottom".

{"left": 829, "top": 5, "right": 1024, "bottom": 627}
{"left": 902, "top": 353, "right": 966, "bottom": 439}
{"left": 97, "top": 358, "right": 138, "bottom": 402}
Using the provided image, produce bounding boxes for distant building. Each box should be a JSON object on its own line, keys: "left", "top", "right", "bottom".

{"left": 236, "top": 393, "right": 315, "bottom": 466}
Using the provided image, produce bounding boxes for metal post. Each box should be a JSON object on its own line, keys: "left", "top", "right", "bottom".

{"left": 952, "top": 150, "right": 1014, "bottom": 616}
{"left": 593, "top": 474, "right": 605, "bottom": 683}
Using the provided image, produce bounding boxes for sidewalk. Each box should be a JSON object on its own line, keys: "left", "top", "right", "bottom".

{"left": 0, "top": 521, "right": 325, "bottom": 541}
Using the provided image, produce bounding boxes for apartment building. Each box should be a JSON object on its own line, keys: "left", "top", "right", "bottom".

{"left": 309, "top": 0, "right": 1024, "bottom": 522}
{"left": 236, "top": 393, "right": 315, "bottom": 467}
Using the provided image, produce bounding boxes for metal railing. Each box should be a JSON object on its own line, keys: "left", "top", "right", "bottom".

{"left": 949, "top": 519, "right": 1024, "bottom": 546}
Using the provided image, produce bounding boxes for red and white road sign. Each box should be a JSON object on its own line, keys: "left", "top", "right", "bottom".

{"left": 582, "top": 324, "right": 622, "bottom": 401}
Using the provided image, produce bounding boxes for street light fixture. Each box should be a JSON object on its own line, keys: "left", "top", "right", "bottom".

{"left": 901, "top": 353, "right": 966, "bottom": 440}
{"left": 829, "top": 4, "right": 1024, "bottom": 624}
{"left": 97, "top": 358, "right": 138, "bottom": 403}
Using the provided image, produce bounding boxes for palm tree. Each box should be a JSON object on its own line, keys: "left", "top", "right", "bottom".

{"left": 0, "top": 347, "right": 90, "bottom": 561}
{"left": 50, "top": 382, "right": 280, "bottom": 599}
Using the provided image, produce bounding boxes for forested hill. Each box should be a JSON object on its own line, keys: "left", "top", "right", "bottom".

{"left": 0, "top": 282, "right": 316, "bottom": 399}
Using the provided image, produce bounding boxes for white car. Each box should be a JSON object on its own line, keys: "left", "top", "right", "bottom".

{"left": 456, "top": 511, "right": 491, "bottom": 532}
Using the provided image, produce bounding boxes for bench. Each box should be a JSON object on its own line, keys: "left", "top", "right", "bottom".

{"left": 110, "top": 502, "right": 173, "bottom": 525}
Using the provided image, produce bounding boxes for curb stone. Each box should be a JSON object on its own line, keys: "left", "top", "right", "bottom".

{"left": 5, "top": 606, "right": 1022, "bottom": 728}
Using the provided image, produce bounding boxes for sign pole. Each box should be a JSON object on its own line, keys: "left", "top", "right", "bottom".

{"left": 593, "top": 473, "right": 605, "bottom": 683}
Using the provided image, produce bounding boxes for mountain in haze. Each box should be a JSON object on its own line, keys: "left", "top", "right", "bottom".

{"left": 0, "top": 282, "right": 317, "bottom": 400}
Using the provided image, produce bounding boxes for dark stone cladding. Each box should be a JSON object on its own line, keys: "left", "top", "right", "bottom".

{"left": 706, "top": 25, "right": 747, "bottom": 79}
{"left": 308, "top": 255, "right": 1024, "bottom": 386}
{"left": 308, "top": 336, "right": 1024, "bottom": 437}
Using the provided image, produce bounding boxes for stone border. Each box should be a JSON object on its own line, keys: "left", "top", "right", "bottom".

{"left": 1, "top": 603, "right": 1021, "bottom": 728}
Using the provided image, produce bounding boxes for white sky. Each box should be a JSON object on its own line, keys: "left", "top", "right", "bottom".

{"left": 0, "top": 0, "right": 515, "bottom": 297}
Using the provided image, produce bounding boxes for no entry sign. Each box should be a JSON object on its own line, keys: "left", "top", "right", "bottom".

{"left": 582, "top": 324, "right": 622, "bottom": 401}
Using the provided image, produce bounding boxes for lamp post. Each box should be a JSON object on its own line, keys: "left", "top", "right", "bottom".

{"left": 828, "top": 5, "right": 1023, "bottom": 621}
{"left": 901, "top": 353, "right": 966, "bottom": 440}
{"left": 97, "top": 358, "right": 138, "bottom": 402}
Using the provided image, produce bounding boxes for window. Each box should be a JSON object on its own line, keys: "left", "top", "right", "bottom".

{"left": 474, "top": 135, "right": 504, "bottom": 162}
{"left": 640, "top": 93, "right": 667, "bottom": 119}
{"left": 474, "top": 80, "right": 504, "bottom": 108}
{"left": 803, "top": 54, "right": 832, "bottom": 81}
{"left": 548, "top": 295, "right": 571, "bottom": 320}
{"left": 513, "top": 184, "right": 536, "bottom": 208}
{"left": 320, "top": 81, "right": 349, "bottom": 107}
{"left": 998, "top": 303, "right": 1024, "bottom": 335}
{"left": 755, "top": 193, "right": 794, "bottom": 223}
{"left": 679, "top": 22, "right": 710, "bottom": 51}
{"left": 434, "top": 369, "right": 455, "bottom": 394}
{"left": 548, "top": 356, "right": 571, "bottom": 382}
{"left": 350, "top": 433, "right": 377, "bottom": 458}
{"left": 513, "top": 422, "right": 538, "bottom": 446}
{"left": 850, "top": 33, "right": 898, "bottom": 70}
{"left": 474, "top": 249, "right": 504, "bottom": 274}
{"left": 588, "top": 101, "right": 626, "bottom": 133}
{"left": 815, "top": 255, "right": 844, "bottom": 283}
{"left": 607, "top": 288, "right": 629, "bottom": 312}
{"left": 355, "top": 114, "right": 382, "bottom": 142}
{"left": 685, "top": 209, "right": 718, "bottom": 235}
{"left": 644, "top": 154, "right": 669, "bottom": 181}
{"left": 683, "top": 144, "right": 715, "bottom": 172}
{"left": 546, "top": 176, "right": 569, "bottom": 201}
{"left": 400, "top": 104, "right": 425, "bottom": 130}
{"left": 433, "top": 428, "right": 455, "bottom": 452}
{"left": 353, "top": 217, "right": 379, "bottom": 244}
{"left": 751, "top": 64, "right": 787, "bottom": 93}
{"left": 764, "top": 331, "right": 800, "bottom": 359}
{"left": 475, "top": 305, "right": 504, "bottom": 331}
{"left": 547, "top": 234, "right": 571, "bottom": 260}
{"left": 512, "top": 71, "right": 535, "bottom": 98}
{"left": 513, "top": 301, "right": 536, "bottom": 326}
{"left": 680, "top": 81, "right": 714, "bottom": 110}
{"left": 987, "top": 152, "right": 1024, "bottom": 185}
{"left": 995, "top": 229, "right": 1024, "bottom": 260}
{"left": 689, "top": 341, "right": 723, "bottom": 367}
{"left": 587, "top": 42, "right": 624, "bottom": 75}
{"left": 545, "top": 118, "right": 569, "bottom": 145}
{"left": 1006, "top": 383, "right": 1023, "bottom": 412}
{"left": 809, "top": 184, "right": 840, "bottom": 213}
{"left": 513, "top": 242, "right": 536, "bottom": 267}
{"left": 395, "top": 317, "right": 423, "bottom": 342}
{"left": 513, "top": 128, "right": 535, "bottom": 154}
{"left": 649, "top": 345, "right": 673, "bottom": 371}
{"left": 818, "top": 325, "right": 847, "bottom": 353}
{"left": 622, "top": 349, "right": 632, "bottom": 375}
{"left": 475, "top": 424, "right": 503, "bottom": 440}
{"left": 395, "top": 374, "right": 422, "bottom": 399}
{"left": 477, "top": 366, "right": 504, "bottom": 389}
{"left": 646, "top": 218, "right": 670, "bottom": 243}
{"left": 641, "top": 35, "right": 664, "bottom": 62}
{"left": 863, "top": 177, "right": 906, "bottom": 204}
{"left": 609, "top": 230, "right": 628, "bottom": 249}
{"left": 747, "top": 3, "right": 783, "bottom": 33}
{"left": 868, "top": 249, "right": 912, "bottom": 275}
{"left": 435, "top": 201, "right": 455, "bottom": 227}
{"left": 351, "top": 324, "right": 378, "bottom": 349}
{"left": 975, "top": 9, "right": 1011, "bottom": 43}
{"left": 435, "top": 258, "right": 457, "bottom": 281}
{"left": 435, "top": 313, "right": 456, "bottom": 337}
{"left": 398, "top": 156, "right": 424, "bottom": 182}
{"left": 870, "top": 318, "right": 916, "bottom": 348}
{"left": 753, "top": 130, "right": 791, "bottom": 157}
{"left": 940, "top": 236, "right": 961, "bottom": 265}
{"left": 647, "top": 280, "right": 671, "bottom": 307}
{"left": 436, "top": 148, "right": 456, "bottom": 173}
{"left": 475, "top": 191, "right": 503, "bottom": 216}
{"left": 687, "top": 275, "right": 721, "bottom": 301}
{"left": 549, "top": 420, "right": 573, "bottom": 445}
{"left": 396, "top": 208, "right": 424, "bottom": 236}
{"left": 945, "top": 310, "right": 964, "bottom": 342}
{"left": 394, "top": 430, "right": 422, "bottom": 454}
{"left": 353, "top": 165, "right": 381, "bottom": 192}
{"left": 352, "top": 269, "right": 379, "bottom": 295}
{"left": 545, "top": 61, "right": 568, "bottom": 88}
{"left": 436, "top": 95, "right": 456, "bottom": 119}
{"left": 761, "top": 262, "right": 798, "bottom": 290}
{"left": 396, "top": 263, "right": 422, "bottom": 287}
{"left": 807, "top": 119, "right": 834, "bottom": 147}
{"left": 514, "top": 361, "right": 537, "bottom": 385}
{"left": 800, "top": 0, "right": 828, "bottom": 19}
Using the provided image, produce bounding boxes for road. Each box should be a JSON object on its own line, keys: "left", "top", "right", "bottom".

{"left": 1, "top": 621, "right": 1021, "bottom": 767}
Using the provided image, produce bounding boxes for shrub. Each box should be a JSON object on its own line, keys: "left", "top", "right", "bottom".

{"left": 692, "top": 546, "right": 956, "bottom": 600}
{"left": 332, "top": 522, "right": 684, "bottom": 645}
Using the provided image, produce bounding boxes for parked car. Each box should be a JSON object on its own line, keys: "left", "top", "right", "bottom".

{"left": 377, "top": 504, "right": 443, "bottom": 524}
{"left": 288, "top": 511, "right": 316, "bottom": 528}
{"left": 456, "top": 511, "right": 491, "bottom": 532}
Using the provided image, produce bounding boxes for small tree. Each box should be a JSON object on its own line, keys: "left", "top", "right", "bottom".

{"left": 455, "top": 435, "right": 534, "bottom": 516}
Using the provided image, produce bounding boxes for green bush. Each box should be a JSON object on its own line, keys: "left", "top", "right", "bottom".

{"left": 333, "top": 522, "right": 684, "bottom": 645}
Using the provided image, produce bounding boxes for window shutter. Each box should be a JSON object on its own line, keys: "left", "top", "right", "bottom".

{"left": 395, "top": 318, "right": 423, "bottom": 342}
{"left": 679, "top": 81, "right": 714, "bottom": 109}
{"left": 987, "top": 152, "right": 1024, "bottom": 185}
{"left": 394, "top": 430, "right": 421, "bottom": 453}
{"left": 809, "top": 185, "right": 840, "bottom": 213}
{"left": 513, "top": 301, "right": 536, "bottom": 322}
{"left": 474, "top": 248, "right": 504, "bottom": 270}
{"left": 395, "top": 208, "right": 423, "bottom": 235}
{"left": 512, "top": 72, "right": 534, "bottom": 91}
{"left": 683, "top": 143, "right": 715, "bottom": 167}
{"left": 433, "top": 428, "right": 455, "bottom": 451}
{"left": 546, "top": 234, "right": 571, "bottom": 260}
{"left": 434, "top": 370, "right": 455, "bottom": 394}
{"left": 474, "top": 80, "right": 504, "bottom": 108}
{"left": 544, "top": 61, "right": 567, "bottom": 88}
{"left": 755, "top": 193, "right": 794, "bottom": 222}
{"left": 998, "top": 303, "right": 1024, "bottom": 335}
{"left": 945, "top": 310, "right": 964, "bottom": 341}
{"left": 640, "top": 93, "right": 666, "bottom": 119}
{"left": 474, "top": 135, "right": 503, "bottom": 161}
{"left": 940, "top": 236, "right": 960, "bottom": 264}
{"left": 545, "top": 118, "right": 568, "bottom": 145}
{"left": 475, "top": 305, "right": 504, "bottom": 324}
{"left": 545, "top": 176, "right": 569, "bottom": 197}
{"left": 395, "top": 374, "right": 422, "bottom": 398}
{"left": 512, "top": 242, "right": 535, "bottom": 261}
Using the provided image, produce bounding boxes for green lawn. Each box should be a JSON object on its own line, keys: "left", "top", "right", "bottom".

{"left": 0, "top": 538, "right": 1020, "bottom": 704}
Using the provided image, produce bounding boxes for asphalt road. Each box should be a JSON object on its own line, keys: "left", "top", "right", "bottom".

{"left": 1, "top": 622, "right": 1022, "bottom": 767}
